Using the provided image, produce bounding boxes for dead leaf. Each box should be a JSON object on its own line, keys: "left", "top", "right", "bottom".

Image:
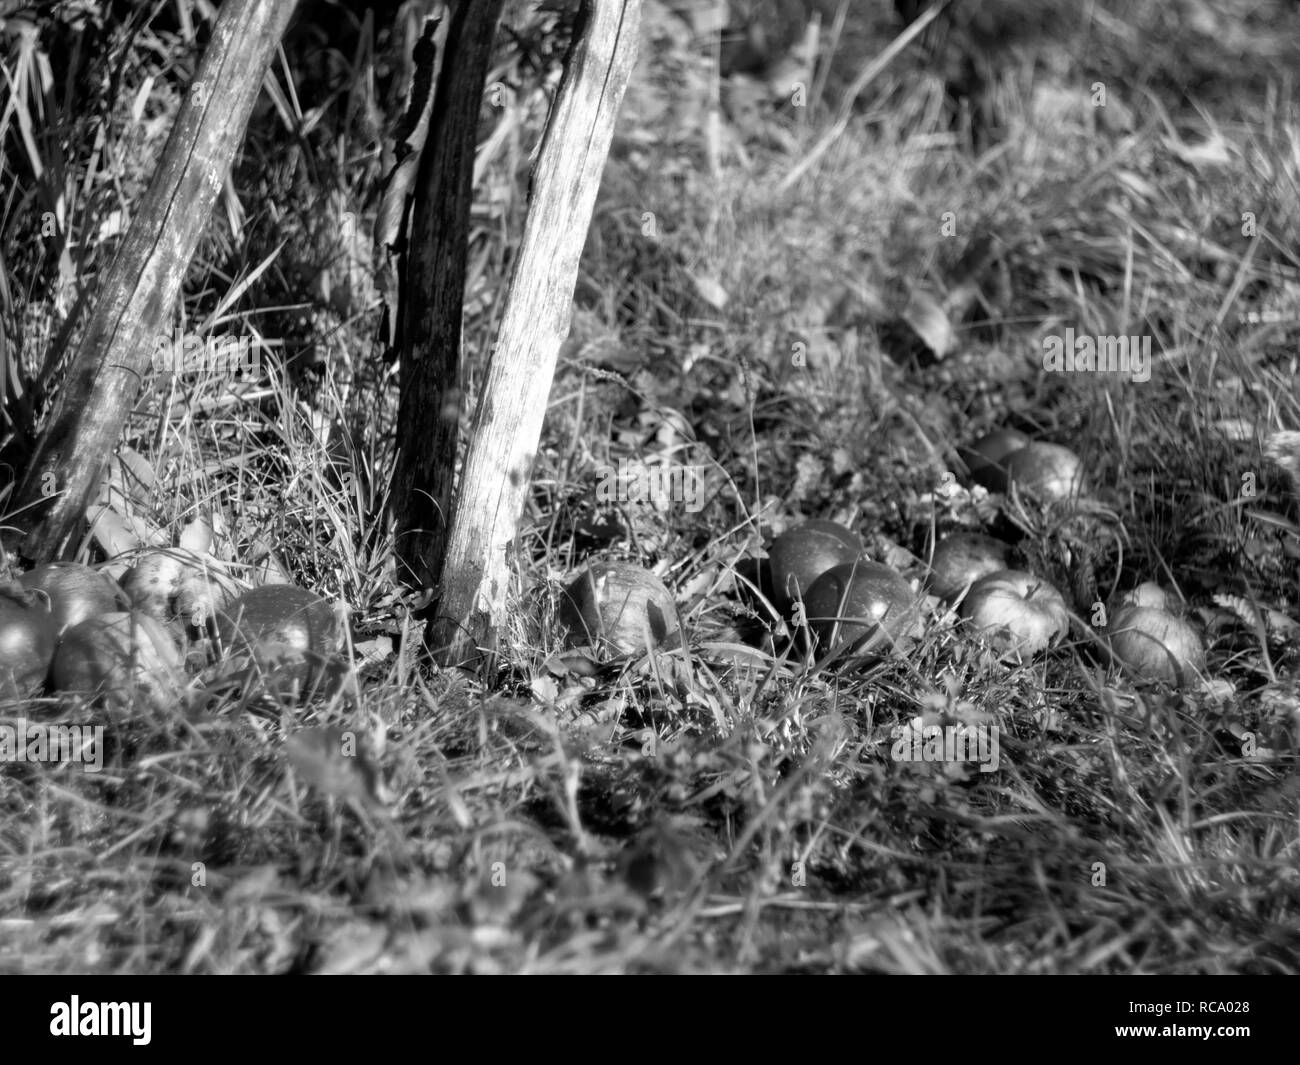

{"left": 354, "top": 635, "right": 394, "bottom": 665}
{"left": 248, "top": 537, "right": 294, "bottom": 586}
{"left": 530, "top": 675, "right": 560, "bottom": 705}
{"left": 85, "top": 502, "right": 163, "bottom": 561}
{"left": 689, "top": 272, "right": 729, "bottom": 310}
{"left": 226, "top": 864, "right": 279, "bottom": 903}
{"left": 902, "top": 288, "right": 955, "bottom": 360}
{"left": 110, "top": 447, "right": 157, "bottom": 511}
{"left": 1165, "top": 129, "right": 1233, "bottom": 168}
{"left": 178, "top": 516, "right": 213, "bottom": 554}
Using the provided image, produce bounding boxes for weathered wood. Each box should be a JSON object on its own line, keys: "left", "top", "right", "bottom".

{"left": 375, "top": 10, "right": 448, "bottom": 355}
{"left": 427, "top": 0, "right": 642, "bottom": 669}
{"left": 12, "top": 0, "right": 299, "bottom": 562}
{"left": 392, "top": 0, "right": 505, "bottom": 594}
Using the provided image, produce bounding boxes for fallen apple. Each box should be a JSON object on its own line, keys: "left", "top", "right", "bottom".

{"left": 927, "top": 533, "right": 1011, "bottom": 602}
{"left": 52, "top": 611, "right": 183, "bottom": 710}
{"left": 1115, "top": 582, "right": 1168, "bottom": 612}
{"left": 119, "top": 550, "right": 187, "bottom": 621}
{"left": 215, "top": 585, "right": 345, "bottom": 696}
{"left": 0, "top": 586, "right": 58, "bottom": 697}
{"left": 1003, "top": 442, "right": 1084, "bottom": 504}
{"left": 802, "top": 560, "right": 918, "bottom": 658}
{"left": 961, "top": 568, "right": 1069, "bottom": 658}
{"left": 766, "top": 519, "right": 863, "bottom": 614}
{"left": 961, "top": 428, "right": 1030, "bottom": 492}
{"left": 1107, "top": 605, "right": 1205, "bottom": 688}
{"left": 19, "top": 562, "right": 127, "bottom": 634}
{"left": 560, "top": 561, "right": 681, "bottom": 657}
{"left": 174, "top": 563, "right": 241, "bottom": 630}
{"left": 121, "top": 549, "right": 239, "bottom": 630}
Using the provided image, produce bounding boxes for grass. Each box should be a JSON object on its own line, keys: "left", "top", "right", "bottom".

{"left": 1, "top": 0, "right": 1299, "bottom": 973}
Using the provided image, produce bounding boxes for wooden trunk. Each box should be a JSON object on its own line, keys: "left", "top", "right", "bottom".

{"left": 425, "top": 0, "right": 642, "bottom": 670}
{"left": 11, "top": 0, "right": 300, "bottom": 562}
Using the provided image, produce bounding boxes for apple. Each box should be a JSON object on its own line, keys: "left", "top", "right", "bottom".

{"left": 560, "top": 561, "right": 681, "bottom": 657}
{"left": 0, "top": 586, "right": 58, "bottom": 697}
{"left": 927, "top": 532, "right": 1011, "bottom": 601}
{"left": 766, "top": 519, "right": 862, "bottom": 614}
{"left": 19, "top": 562, "right": 127, "bottom": 634}
{"left": 119, "top": 550, "right": 189, "bottom": 622}
{"left": 122, "top": 549, "right": 240, "bottom": 631}
{"left": 961, "top": 569, "right": 1069, "bottom": 658}
{"left": 215, "top": 585, "right": 344, "bottom": 697}
{"left": 1003, "top": 442, "right": 1084, "bottom": 504}
{"left": 1115, "top": 582, "right": 1168, "bottom": 612}
{"left": 1107, "top": 605, "right": 1205, "bottom": 688}
{"left": 52, "top": 611, "right": 183, "bottom": 711}
{"left": 802, "top": 560, "right": 918, "bottom": 658}
{"left": 961, "top": 428, "right": 1030, "bottom": 492}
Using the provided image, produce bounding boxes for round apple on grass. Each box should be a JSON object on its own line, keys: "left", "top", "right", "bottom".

{"left": 19, "top": 562, "right": 128, "bottom": 634}
{"left": 766, "top": 519, "right": 862, "bottom": 615}
{"left": 117, "top": 551, "right": 185, "bottom": 620}
{"left": 215, "top": 585, "right": 346, "bottom": 699}
{"left": 926, "top": 533, "right": 1011, "bottom": 602}
{"left": 121, "top": 549, "right": 240, "bottom": 632}
{"left": 0, "top": 585, "right": 59, "bottom": 697}
{"left": 801, "top": 560, "right": 919, "bottom": 659}
{"left": 961, "top": 569, "right": 1069, "bottom": 659}
{"left": 1116, "top": 582, "right": 1169, "bottom": 612}
{"left": 1003, "top": 442, "right": 1084, "bottom": 504}
{"left": 559, "top": 561, "right": 681, "bottom": 658}
{"left": 52, "top": 611, "right": 183, "bottom": 711}
{"left": 961, "top": 428, "right": 1030, "bottom": 492}
{"left": 1106, "top": 605, "right": 1205, "bottom": 688}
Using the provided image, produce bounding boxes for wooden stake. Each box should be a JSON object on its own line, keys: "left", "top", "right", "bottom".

{"left": 12, "top": 0, "right": 300, "bottom": 562}
{"left": 427, "top": 0, "right": 642, "bottom": 670}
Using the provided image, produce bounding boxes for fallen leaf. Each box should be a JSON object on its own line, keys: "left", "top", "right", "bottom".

{"left": 901, "top": 287, "right": 955, "bottom": 360}
{"left": 530, "top": 675, "right": 560, "bottom": 705}
{"left": 1165, "top": 129, "right": 1233, "bottom": 168}
{"left": 689, "top": 272, "right": 729, "bottom": 310}
{"left": 178, "top": 516, "right": 214, "bottom": 554}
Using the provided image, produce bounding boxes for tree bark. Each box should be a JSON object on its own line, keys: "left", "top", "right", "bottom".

{"left": 392, "top": 0, "right": 505, "bottom": 594}
{"left": 427, "top": 0, "right": 642, "bottom": 670}
{"left": 12, "top": 0, "right": 300, "bottom": 562}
